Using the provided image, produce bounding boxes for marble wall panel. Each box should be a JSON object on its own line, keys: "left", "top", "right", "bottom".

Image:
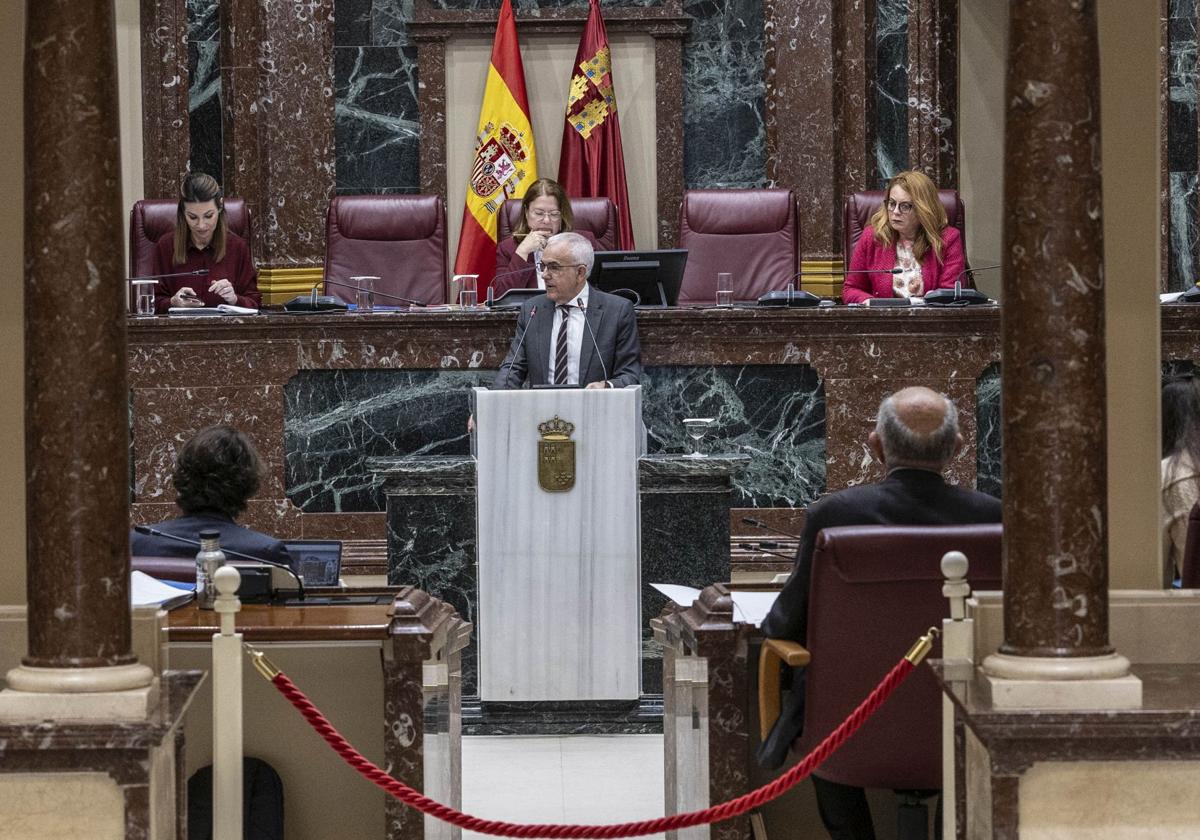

{"left": 187, "top": 0, "right": 222, "bottom": 180}
{"left": 284, "top": 369, "right": 493, "bottom": 511}
{"left": 1168, "top": 0, "right": 1199, "bottom": 292}
{"left": 976, "top": 363, "right": 1001, "bottom": 499}
{"left": 875, "top": 0, "right": 908, "bottom": 184}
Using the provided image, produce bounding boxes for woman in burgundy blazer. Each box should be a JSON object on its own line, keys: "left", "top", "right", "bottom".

{"left": 493, "top": 178, "right": 598, "bottom": 296}
{"left": 843, "top": 170, "right": 965, "bottom": 304}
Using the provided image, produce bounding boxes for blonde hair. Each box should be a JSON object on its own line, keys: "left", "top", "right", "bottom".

{"left": 512, "top": 178, "right": 575, "bottom": 239}
{"left": 866, "top": 170, "right": 949, "bottom": 264}
{"left": 173, "top": 172, "right": 227, "bottom": 264}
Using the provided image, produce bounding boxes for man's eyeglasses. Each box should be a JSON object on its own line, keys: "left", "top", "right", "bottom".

{"left": 886, "top": 199, "right": 915, "bottom": 214}
{"left": 539, "top": 261, "right": 584, "bottom": 275}
{"left": 529, "top": 210, "right": 562, "bottom": 221}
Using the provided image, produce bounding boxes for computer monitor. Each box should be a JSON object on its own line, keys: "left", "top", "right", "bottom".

{"left": 588, "top": 249, "right": 688, "bottom": 308}
{"left": 283, "top": 539, "right": 342, "bottom": 587}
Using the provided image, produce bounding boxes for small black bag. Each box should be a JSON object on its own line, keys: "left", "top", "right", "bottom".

{"left": 188, "top": 756, "right": 285, "bottom": 840}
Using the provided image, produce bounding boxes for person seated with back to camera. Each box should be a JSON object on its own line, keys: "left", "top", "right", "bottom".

{"left": 842, "top": 169, "right": 966, "bottom": 304}
{"left": 152, "top": 172, "right": 262, "bottom": 313}
{"left": 130, "top": 424, "right": 292, "bottom": 567}
{"left": 493, "top": 178, "right": 601, "bottom": 296}
{"left": 492, "top": 231, "right": 642, "bottom": 390}
{"left": 758, "top": 386, "right": 1000, "bottom": 840}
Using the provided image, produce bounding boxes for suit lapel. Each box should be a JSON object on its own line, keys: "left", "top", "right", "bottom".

{"left": 528, "top": 300, "right": 555, "bottom": 384}
{"left": 579, "top": 290, "right": 606, "bottom": 383}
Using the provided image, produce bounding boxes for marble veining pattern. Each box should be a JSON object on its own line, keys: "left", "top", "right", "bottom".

{"left": 642, "top": 365, "right": 825, "bottom": 508}
{"left": 1169, "top": 0, "right": 1199, "bottom": 292}
{"left": 976, "top": 363, "right": 1001, "bottom": 499}
{"left": 875, "top": 0, "right": 909, "bottom": 183}
{"left": 285, "top": 369, "right": 492, "bottom": 512}
{"left": 187, "top": 0, "right": 222, "bottom": 180}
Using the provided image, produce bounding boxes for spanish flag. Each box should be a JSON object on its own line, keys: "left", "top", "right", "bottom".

{"left": 453, "top": 0, "right": 538, "bottom": 292}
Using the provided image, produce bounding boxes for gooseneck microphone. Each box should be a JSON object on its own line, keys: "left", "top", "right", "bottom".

{"left": 738, "top": 542, "right": 798, "bottom": 562}
{"left": 952, "top": 265, "right": 1001, "bottom": 286}
{"left": 322, "top": 278, "right": 425, "bottom": 307}
{"left": 758, "top": 267, "right": 903, "bottom": 307}
{"left": 125, "top": 268, "right": 210, "bottom": 282}
{"left": 494, "top": 304, "right": 538, "bottom": 387}
{"left": 134, "top": 525, "right": 305, "bottom": 600}
{"left": 742, "top": 516, "right": 802, "bottom": 542}
{"left": 577, "top": 297, "right": 610, "bottom": 385}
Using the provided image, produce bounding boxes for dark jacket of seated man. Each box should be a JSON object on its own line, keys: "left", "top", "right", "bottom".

{"left": 758, "top": 386, "right": 1000, "bottom": 840}
{"left": 492, "top": 232, "right": 642, "bottom": 390}
{"left": 130, "top": 424, "right": 292, "bottom": 569}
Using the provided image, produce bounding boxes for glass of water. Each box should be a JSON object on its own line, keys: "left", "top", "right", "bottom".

{"left": 349, "top": 275, "right": 378, "bottom": 312}
{"left": 456, "top": 274, "right": 479, "bottom": 308}
{"left": 682, "top": 417, "right": 715, "bottom": 458}
{"left": 716, "top": 273, "right": 734, "bottom": 307}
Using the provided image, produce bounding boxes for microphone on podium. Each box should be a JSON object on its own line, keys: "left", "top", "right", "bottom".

{"left": 322, "top": 277, "right": 426, "bottom": 308}
{"left": 486, "top": 265, "right": 541, "bottom": 308}
{"left": 125, "top": 268, "right": 210, "bottom": 282}
{"left": 577, "top": 297, "right": 610, "bottom": 386}
{"left": 494, "top": 304, "right": 538, "bottom": 387}
{"left": 757, "top": 267, "right": 903, "bottom": 307}
{"left": 742, "top": 516, "right": 802, "bottom": 542}
{"left": 923, "top": 265, "right": 999, "bottom": 306}
{"left": 737, "top": 542, "right": 797, "bottom": 562}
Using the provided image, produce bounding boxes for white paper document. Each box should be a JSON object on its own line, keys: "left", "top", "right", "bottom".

{"left": 651, "top": 583, "right": 780, "bottom": 627}
{"left": 130, "top": 570, "right": 194, "bottom": 608}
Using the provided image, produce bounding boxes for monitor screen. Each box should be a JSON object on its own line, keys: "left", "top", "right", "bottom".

{"left": 282, "top": 540, "right": 342, "bottom": 587}
{"left": 588, "top": 249, "right": 688, "bottom": 307}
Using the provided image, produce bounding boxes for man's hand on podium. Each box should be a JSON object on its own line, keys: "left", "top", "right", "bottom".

{"left": 585, "top": 381, "right": 611, "bottom": 390}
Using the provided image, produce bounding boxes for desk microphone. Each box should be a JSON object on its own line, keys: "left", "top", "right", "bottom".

{"left": 922, "top": 265, "right": 999, "bottom": 306}
{"left": 494, "top": 304, "right": 537, "bottom": 387}
{"left": 759, "top": 267, "right": 902, "bottom": 307}
{"left": 322, "top": 278, "right": 426, "bottom": 307}
{"left": 737, "top": 542, "right": 797, "bottom": 562}
{"left": 742, "top": 516, "right": 802, "bottom": 542}
{"left": 125, "top": 268, "right": 210, "bottom": 282}
{"left": 133, "top": 525, "right": 305, "bottom": 600}
{"left": 577, "top": 298, "right": 610, "bottom": 385}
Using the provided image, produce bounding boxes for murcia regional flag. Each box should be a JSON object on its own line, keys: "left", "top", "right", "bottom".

{"left": 454, "top": 0, "right": 537, "bottom": 291}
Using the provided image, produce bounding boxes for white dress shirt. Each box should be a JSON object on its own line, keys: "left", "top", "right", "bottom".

{"left": 547, "top": 284, "right": 591, "bottom": 385}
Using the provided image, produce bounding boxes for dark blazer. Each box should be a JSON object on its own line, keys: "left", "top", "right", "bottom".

{"left": 492, "top": 285, "right": 643, "bottom": 389}
{"left": 131, "top": 511, "right": 293, "bottom": 568}
{"left": 493, "top": 229, "right": 601, "bottom": 294}
{"left": 756, "top": 468, "right": 1001, "bottom": 767}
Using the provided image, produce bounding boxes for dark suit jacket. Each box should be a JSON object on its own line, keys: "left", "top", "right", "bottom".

{"left": 130, "top": 511, "right": 293, "bottom": 568}
{"left": 491, "top": 285, "right": 643, "bottom": 389}
{"left": 756, "top": 468, "right": 1001, "bottom": 767}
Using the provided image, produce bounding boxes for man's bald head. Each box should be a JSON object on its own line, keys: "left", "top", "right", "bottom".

{"left": 870, "top": 386, "right": 962, "bottom": 471}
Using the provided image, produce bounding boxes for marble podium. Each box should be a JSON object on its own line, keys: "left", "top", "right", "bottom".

{"left": 473, "top": 386, "right": 644, "bottom": 702}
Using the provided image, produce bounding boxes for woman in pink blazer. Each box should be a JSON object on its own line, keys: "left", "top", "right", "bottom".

{"left": 843, "top": 170, "right": 966, "bottom": 304}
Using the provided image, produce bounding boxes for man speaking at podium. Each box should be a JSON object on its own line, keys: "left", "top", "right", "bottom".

{"left": 492, "top": 232, "right": 643, "bottom": 390}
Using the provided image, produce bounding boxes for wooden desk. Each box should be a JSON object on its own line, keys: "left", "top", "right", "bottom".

{"left": 167, "top": 587, "right": 469, "bottom": 840}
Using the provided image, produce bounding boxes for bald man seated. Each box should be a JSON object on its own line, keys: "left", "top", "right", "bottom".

{"left": 758, "top": 386, "right": 1001, "bottom": 840}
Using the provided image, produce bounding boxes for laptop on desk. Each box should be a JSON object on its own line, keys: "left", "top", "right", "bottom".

{"left": 283, "top": 539, "right": 342, "bottom": 587}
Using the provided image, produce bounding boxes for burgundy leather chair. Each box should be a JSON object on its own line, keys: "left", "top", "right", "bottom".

{"left": 497, "top": 196, "right": 620, "bottom": 251}
{"left": 760, "top": 523, "right": 1002, "bottom": 835}
{"left": 842, "top": 189, "right": 968, "bottom": 273}
{"left": 1180, "top": 501, "right": 1200, "bottom": 588}
{"left": 323, "top": 195, "right": 449, "bottom": 305}
{"left": 676, "top": 188, "right": 798, "bottom": 305}
{"left": 128, "top": 198, "right": 252, "bottom": 279}
{"left": 131, "top": 555, "right": 195, "bottom": 583}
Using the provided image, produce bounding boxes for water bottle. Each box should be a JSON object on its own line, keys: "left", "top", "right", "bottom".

{"left": 195, "top": 529, "right": 227, "bottom": 609}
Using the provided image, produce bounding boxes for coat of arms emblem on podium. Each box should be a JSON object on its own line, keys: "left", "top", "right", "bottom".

{"left": 537, "top": 415, "right": 576, "bottom": 492}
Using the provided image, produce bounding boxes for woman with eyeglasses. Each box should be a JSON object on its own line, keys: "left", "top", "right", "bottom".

{"left": 842, "top": 169, "right": 965, "bottom": 304}
{"left": 1162, "top": 376, "right": 1200, "bottom": 585}
{"left": 493, "top": 178, "right": 599, "bottom": 296}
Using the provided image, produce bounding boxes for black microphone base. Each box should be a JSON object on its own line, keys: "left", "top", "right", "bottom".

{"left": 283, "top": 295, "right": 349, "bottom": 312}
{"left": 924, "top": 288, "right": 992, "bottom": 306}
{"left": 756, "top": 290, "right": 822, "bottom": 307}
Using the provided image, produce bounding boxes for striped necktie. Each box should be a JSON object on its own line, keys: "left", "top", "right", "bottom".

{"left": 554, "top": 304, "right": 571, "bottom": 385}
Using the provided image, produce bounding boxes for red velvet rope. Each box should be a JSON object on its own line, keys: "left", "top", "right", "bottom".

{"left": 268, "top": 657, "right": 915, "bottom": 838}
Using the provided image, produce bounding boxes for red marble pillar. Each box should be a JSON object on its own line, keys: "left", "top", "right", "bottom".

{"left": 906, "top": 0, "right": 958, "bottom": 188}
{"left": 139, "top": 0, "right": 190, "bottom": 198}
{"left": 22, "top": 0, "right": 135, "bottom": 670}
{"left": 997, "top": 0, "right": 1112, "bottom": 661}
{"left": 218, "top": 0, "right": 335, "bottom": 267}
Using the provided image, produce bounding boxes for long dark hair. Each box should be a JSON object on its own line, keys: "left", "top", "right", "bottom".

{"left": 512, "top": 178, "right": 575, "bottom": 238}
{"left": 1162, "top": 376, "right": 1200, "bottom": 467}
{"left": 173, "top": 172, "right": 227, "bottom": 264}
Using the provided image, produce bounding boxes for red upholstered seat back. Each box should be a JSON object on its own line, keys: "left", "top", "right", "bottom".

{"left": 795, "top": 523, "right": 1002, "bottom": 790}
{"left": 128, "top": 198, "right": 251, "bottom": 278}
{"left": 677, "top": 189, "right": 798, "bottom": 304}
{"left": 131, "top": 555, "right": 196, "bottom": 583}
{"left": 498, "top": 197, "right": 620, "bottom": 251}
{"left": 842, "top": 189, "right": 968, "bottom": 270}
{"left": 1181, "top": 501, "right": 1200, "bottom": 588}
{"left": 323, "top": 195, "right": 449, "bottom": 305}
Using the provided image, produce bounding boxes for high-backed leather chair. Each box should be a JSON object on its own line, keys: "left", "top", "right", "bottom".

{"left": 842, "top": 189, "right": 968, "bottom": 271}
{"left": 131, "top": 555, "right": 195, "bottom": 583}
{"left": 676, "top": 188, "right": 798, "bottom": 305}
{"left": 128, "top": 198, "right": 252, "bottom": 279}
{"left": 1180, "top": 501, "right": 1200, "bottom": 588}
{"left": 323, "top": 195, "right": 449, "bottom": 305}
{"left": 497, "top": 196, "right": 620, "bottom": 251}
{"left": 759, "top": 524, "right": 1002, "bottom": 835}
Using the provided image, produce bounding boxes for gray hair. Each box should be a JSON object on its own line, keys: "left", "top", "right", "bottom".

{"left": 874, "top": 390, "right": 959, "bottom": 468}
{"left": 548, "top": 231, "right": 595, "bottom": 276}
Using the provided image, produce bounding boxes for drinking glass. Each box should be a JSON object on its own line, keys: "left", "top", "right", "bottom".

{"left": 130, "top": 279, "right": 156, "bottom": 316}
{"left": 716, "top": 273, "right": 734, "bottom": 307}
{"left": 457, "top": 274, "right": 479, "bottom": 308}
{"left": 350, "top": 275, "right": 378, "bottom": 312}
{"left": 682, "top": 417, "right": 715, "bottom": 458}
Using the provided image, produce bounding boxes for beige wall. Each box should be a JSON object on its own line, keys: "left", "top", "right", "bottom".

{"left": 445, "top": 32, "right": 658, "bottom": 262}
{"left": 961, "top": 1, "right": 1163, "bottom": 589}
{"left": 0, "top": 3, "right": 24, "bottom": 607}
{"left": 116, "top": 0, "right": 145, "bottom": 251}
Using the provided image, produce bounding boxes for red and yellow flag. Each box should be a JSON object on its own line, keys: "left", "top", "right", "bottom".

{"left": 557, "top": 0, "right": 634, "bottom": 249}
{"left": 453, "top": 0, "right": 538, "bottom": 291}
